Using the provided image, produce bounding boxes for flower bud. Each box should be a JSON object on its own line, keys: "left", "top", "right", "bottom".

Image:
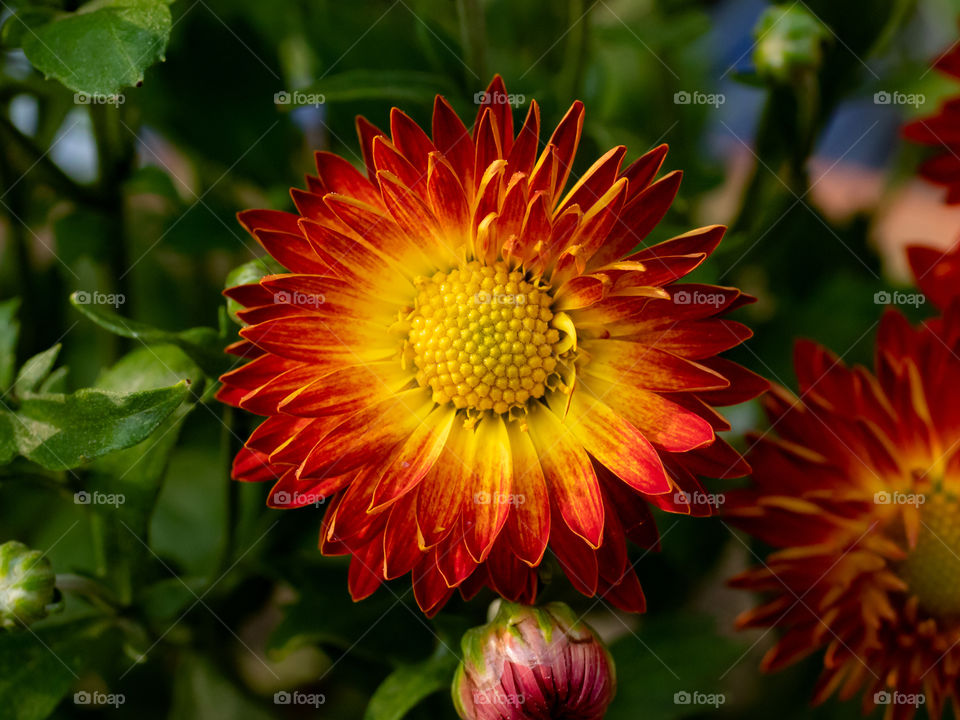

{"left": 452, "top": 601, "right": 615, "bottom": 720}
{"left": 753, "top": 4, "right": 829, "bottom": 83}
{"left": 0, "top": 540, "right": 60, "bottom": 629}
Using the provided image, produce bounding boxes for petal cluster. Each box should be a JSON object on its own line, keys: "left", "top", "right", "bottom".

{"left": 728, "top": 246, "right": 960, "bottom": 719}
{"left": 219, "top": 77, "right": 763, "bottom": 615}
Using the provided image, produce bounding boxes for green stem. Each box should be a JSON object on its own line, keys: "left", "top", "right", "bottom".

{"left": 559, "top": 0, "right": 589, "bottom": 99}
{"left": 0, "top": 115, "right": 106, "bottom": 208}
{"left": 456, "top": 0, "right": 487, "bottom": 84}
{"left": 90, "top": 103, "right": 135, "bottom": 326}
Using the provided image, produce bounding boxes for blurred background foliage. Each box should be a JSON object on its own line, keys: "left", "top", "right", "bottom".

{"left": 1, "top": 0, "right": 959, "bottom": 718}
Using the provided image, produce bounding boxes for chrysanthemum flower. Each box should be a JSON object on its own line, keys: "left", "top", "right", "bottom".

{"left": 218, "top": 76, "right": 764, "bottom": 615}
{"left": 728, "top": 246, "right": 960, "bottom": 719}
{"left": 904, "top": 39, "right": 960, "bottom": 203}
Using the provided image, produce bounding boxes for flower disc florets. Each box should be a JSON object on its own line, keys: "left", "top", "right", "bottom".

{"left": 405, "top": 261, "right": 561, "bottom": 414}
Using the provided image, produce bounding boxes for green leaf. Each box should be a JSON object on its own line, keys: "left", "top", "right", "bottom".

{"left": 364, "top": 645, "right": 459, "bottom": 720}
{"left": 170, "top": 653, "right": 274, "bottom": 720}
{"left": 297, "top": 70, "right": 456, "bottom": 105}
{"left": 20, "top": 0, "right": 173, "bottom": 95}
{"left": 14, "top": 345, "right": 60, "bottom": 397}
{"left": 0, "top": 618, "right": 104, "bottom": 720}
{"left": 13, "top": 382, "right": 189, "bottom": 470}
{"left": 0, "top": 412, "right": 15, "bottom": 465}
{"left": 0, "top": 298, "right": 21, "bottom": 391}
{"left": 87, "top": 344, "right": 200, "bottom": 531}
{"left": 38, "top": 366, "right": 69, "bottom": 394}
{"left": 70, "top": 292, "right": 230, "bottom": 378}
{"left": 606, "top": 613, "right": 745, "bottom": 720}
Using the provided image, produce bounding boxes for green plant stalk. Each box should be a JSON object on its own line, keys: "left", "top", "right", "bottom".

{"left": 559, "top": 0, "right": 589, "bottom": 101}
{"left": 456, "top": 0, "right": 487, "bottom": 84}
{"left": 90, "top": 103, "right": 135, "bottom": 315}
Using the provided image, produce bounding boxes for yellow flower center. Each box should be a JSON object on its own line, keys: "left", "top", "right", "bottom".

{"left": 899, "top": 490, "right": 960, "bottom": 618}
{"left": 406, "top": 261, "right": 561, "bottom": 414}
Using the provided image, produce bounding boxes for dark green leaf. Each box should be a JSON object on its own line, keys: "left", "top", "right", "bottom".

{"left": 0, "top": 618, "right": 105, "bottom": 720}
{"left": 0, "top": 298, "right": 21, "bottom": 391}
{"left": 20, "top": 0, "right": 173, "bottom": 95}
{"left": 87, "top": 345, "right": 199, "bottom": 531}
{"left": 13, "top": 382, "right": 189, "bottom": 470}
{"left": 70, "top": 292, "right": 230, "bottom": 378}
{"left": 364, "top": 645, "right": 459, "bottom": 720}
{"left": 0, "top": 412, "right": 15, "bottom": 465}
{"left": 14, "top": 344, "right": 60, "bottom": 397}
{"left": 606, "top": 613, "right": 745, "bottom": 720}
{"left": 170, "top": 653, "right": 274, "bottom": 720}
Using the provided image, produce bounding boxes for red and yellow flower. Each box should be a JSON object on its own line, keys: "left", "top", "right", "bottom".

{"left": 218, "top": 77, "right": 763, "bottom": 615}
{"left": 904, "top": 39, "right": 960, "bottom": 203}
{"left": 728, "top": 246, "right": 960, "bottom": 719}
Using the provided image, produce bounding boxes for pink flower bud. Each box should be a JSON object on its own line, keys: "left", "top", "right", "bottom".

{"left": 453, "top": 601, "right": 616, "bottom": 719}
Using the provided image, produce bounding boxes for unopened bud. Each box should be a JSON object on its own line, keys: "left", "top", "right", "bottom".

{"left": 0, "top": 540, "right": 60, "bottom": 629}
{"left": 452, "top": 601, "right": 615, "bottom": 720}
{"left": 753, "top": 4, "right": 830, "bottom": 83}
